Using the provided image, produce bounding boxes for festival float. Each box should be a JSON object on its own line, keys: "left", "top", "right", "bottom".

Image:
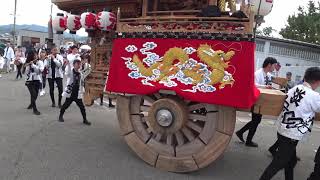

{"left": 52, "top": 0, "right": 286, "bottom": 172}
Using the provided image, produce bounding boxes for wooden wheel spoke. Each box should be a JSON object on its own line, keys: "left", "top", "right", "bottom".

{"left": 140, "top": 105, "right": 150, "bottom": 112}
{"left": 189, "top": 114, "right": 207, "bottom": 122}
{"left": 181, "top": 127, "right": 195, "bottom": 142}
{"left": 186, "top": 121, "right": 202, "bottom": 133}
{"left": 175, "top": 131, "right": 184, "bottom": 146}
{"left": 155, "top": 133, "right": 162, "bottom": 141}
{"left": 166, "top": 134, "right": 173, "bottom": 145}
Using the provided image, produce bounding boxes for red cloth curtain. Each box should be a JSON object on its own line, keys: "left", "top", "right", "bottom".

{"left": 106, "top": 38, "right": 260, "bottom": 109}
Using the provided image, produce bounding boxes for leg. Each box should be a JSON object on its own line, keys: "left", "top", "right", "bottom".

{"left": 100, "top": 94, "right": 103, "bottom": 106}
{"left": 75, "top": 98, "right": 91, "bottom": 125}
{"left": 55, "top": 78, "right": 63, "bottom": 108}
{"left": 108, "top": 98, "right": 115, "bottom": 108}
{"left": 284, "top": 149, "right": 297, "bottom": 180}
{"left": 26, "top": 83, "right": 33, "bottom": 109}
{"left": 30, "top": 82, "right": 40, "bottom": 115}
{"left": 308, "top": 163, "right": 320, "bottom": 180}
{"left": 48, "top": 78, "right": 55, "bottom": 106}
{"left": 246, "top": 113, "right": 262, "bottom": 146}
{"left": 269, "top": 139, "right": 280, "bottom": 156}
{"left": 59, "top": 98, "right": 73, "bottom": 122}
{"left": 236, "top": 112, "right": 260, "bottom": 143}
{"left": 42, "top": 76, "right": 46, "bottom": 89}
{"left": 259, "top": 135, "right": 298, "bottom": 180}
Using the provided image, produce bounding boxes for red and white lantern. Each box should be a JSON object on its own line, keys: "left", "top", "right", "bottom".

{"left": 67, "top": 14, "right": 82, "bottom": 34}
{"left": 250, "top": 0, "right": 274, "bottom": 16}
{"left": 96, "top": 11, "right": 117, "bottom": 31}
{"left": 80, "top": 12, "right": 97, "bottom": 31}
{"left": 52, "top": 13, "right": 66, "bottom": 34}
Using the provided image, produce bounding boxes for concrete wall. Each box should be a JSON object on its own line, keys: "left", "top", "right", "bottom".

{"left": 16, "top": 30, "right": 60, "bottom": 47}
{"left": 255, "top": 38, "right": 320, "bottom": 84}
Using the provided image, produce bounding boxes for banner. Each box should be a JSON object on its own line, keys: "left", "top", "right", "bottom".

{"left": 106, "top": 37, "right": 259, "bottom": 109}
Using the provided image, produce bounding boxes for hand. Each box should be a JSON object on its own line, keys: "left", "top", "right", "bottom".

{"left": 266, "top": 85, "right": 272, "bottom": 89}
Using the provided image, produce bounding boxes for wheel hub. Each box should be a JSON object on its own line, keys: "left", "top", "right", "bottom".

{"left": 156, "top": 109, "right": 174, "bottom": 127}
{"left": 148, "top": 97, "right": 187, "bottom": 134}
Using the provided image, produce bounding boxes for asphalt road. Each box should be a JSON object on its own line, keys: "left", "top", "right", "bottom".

{"left": 0, "top": 73, "right": 319, "bottom": 180}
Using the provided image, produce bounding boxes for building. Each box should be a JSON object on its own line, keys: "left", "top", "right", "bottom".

{"left": 16, "top": 29, "right": 61, "bottom": 48}
{"left": 255, "top": 36, "right": 320, "bottom": 84}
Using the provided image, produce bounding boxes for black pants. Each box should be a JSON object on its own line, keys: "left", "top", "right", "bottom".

{"left": 237, "top": 112, "right": 262, "bottom": 142}
{"left": 60, "top": 97, "right": 87, "bottom": 121}
{"left": 16, "top": 64, "right": 22, "bottom": 79}
{"left": 26, "top": 81, "right": 40, "bottom": 112}
{"left": 269, "top": 139, "right": 280, "bottom": 153}
{"left": 42, "top": 75, "right": 47, "bottom": 89}
{"left": 260, "top": 134, "right": 298, "bottom": 180}
{"left": 48, "top": 78, "right": 63, "bottom": 105}
{"left": 308, "top": 147, "right": 320, "bottom": 180}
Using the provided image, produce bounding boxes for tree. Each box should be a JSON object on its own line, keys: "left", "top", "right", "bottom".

{"left": 280, "top": 0, "right": 320, "bottom": 44}
{"left": 257, "top": 26, "right": 276, "bottom": 37}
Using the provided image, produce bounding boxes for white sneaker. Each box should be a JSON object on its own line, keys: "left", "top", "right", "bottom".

{"left": 0, "top": 74, "right": 2, "bottom": 78}
{"left": 40, "top": 90, "right": 46, "bottom": 97}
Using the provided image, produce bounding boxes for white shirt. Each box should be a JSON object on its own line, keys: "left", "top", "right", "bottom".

{"left": 67, "top": 53, "right": 80, "bottom": 69}
{"left": 277, "top": 83, "right": 320, "bottom": 141}
{"left": 44, "top": 54, "right": 64, "bottom": 79}
{"left": 4, "top": 47, "right": 15, "bottom": 60}
{"left": 25, "top": 60, "right": 44, "bottom": 82}
{"left": 255, "top": 68, "right": 273, "bottom": 88}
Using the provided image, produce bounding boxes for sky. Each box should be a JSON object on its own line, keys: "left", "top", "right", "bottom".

{"left": 0, "top": 0, "right": 315, "bottom": 36}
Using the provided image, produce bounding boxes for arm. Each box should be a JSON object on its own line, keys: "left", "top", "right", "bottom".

{"left": 64, "top": 62, "right": 72, "bottom": 78}
{"left": 31, "top": 61, "right": 44, "bottom": 74}
{"left": 53, "top": 56, "right": 63, "bottom": 68}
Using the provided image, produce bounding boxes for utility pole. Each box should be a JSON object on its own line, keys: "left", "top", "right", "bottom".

{"left": 48, "top": 3, "right": 54, "bottom": 49}
{"left": 13, "top": 0, "right": 17, "bottom": 46}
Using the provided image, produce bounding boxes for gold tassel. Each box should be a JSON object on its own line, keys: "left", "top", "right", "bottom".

{"left": 218, "top": 0, "right": 226, "bottom": 11}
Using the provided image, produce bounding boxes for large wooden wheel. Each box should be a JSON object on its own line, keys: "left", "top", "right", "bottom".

{"left": 116, "top": 93, "right": 236, "bottom": 172}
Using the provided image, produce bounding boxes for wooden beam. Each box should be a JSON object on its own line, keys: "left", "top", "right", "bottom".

{"left": 153, "top": 0, "right": 158, "bottom": 12}
{"left": 208, "top": 0, "right": 217, "bottom": 5}
{"left": 142, "top": 0, "right": 148, "bottom": 17}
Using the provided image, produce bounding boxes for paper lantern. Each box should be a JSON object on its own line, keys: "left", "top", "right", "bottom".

{"left": 67, "top": 14, "right": 81, "bottom": 34}
{"left": 52, "top": 13, "right": 66, "bottom": 34}
{"left": 96, "top": 11, "right": 117, "bottom": 31}
{"left": 250, "top": 0, "right": 274, "bottom": 16}
{"left": 80, "top": 12, "right": 97, "bottom": 31}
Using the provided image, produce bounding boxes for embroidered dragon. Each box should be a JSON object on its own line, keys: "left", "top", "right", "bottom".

{"left": 132, "top": 44, "right": 235, "bottom": 89}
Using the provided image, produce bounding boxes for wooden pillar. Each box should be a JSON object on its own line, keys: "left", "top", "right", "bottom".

{"left": 142, "top": 0, "right": 148, "bottom": 17}
{"left": 153, "top": 0, "right": 158, "bottom": 12}
{"left": 208, "top": 0, "right": 217, "bottom": 5}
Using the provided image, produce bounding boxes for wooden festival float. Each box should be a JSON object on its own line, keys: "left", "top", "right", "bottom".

{"left": 52, "top": 0, "right": 286, "bottom": 172}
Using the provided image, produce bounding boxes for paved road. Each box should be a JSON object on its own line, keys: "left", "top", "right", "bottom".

{"left": 0, "top": 73, "right": 319, "bottom": 180}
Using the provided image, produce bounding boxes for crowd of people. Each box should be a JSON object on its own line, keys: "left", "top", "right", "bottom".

{"left": 0, "top": 43, "right": 101, "bottom": 125}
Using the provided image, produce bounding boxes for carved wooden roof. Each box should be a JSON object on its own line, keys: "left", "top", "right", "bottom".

{"left": 52, "top": 0, "right": 141, "bottom": 17}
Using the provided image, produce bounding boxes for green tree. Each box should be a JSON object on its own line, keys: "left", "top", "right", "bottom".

{"left": 280, "top": 0, "right": 320, "bottom": 44}
{"left": 257, "top": 26, "right": 276, "bottom": 37}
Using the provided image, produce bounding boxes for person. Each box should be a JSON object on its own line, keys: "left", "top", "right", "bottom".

{"left": 66, "top": 45, "right": 79, "bottom": 69}
{"left": 3, "top": 43, "right": 15, "bottom": 73}
{"left": 236, "top": 57, "right": 278, "bottom": 147}
{"left": 268, "top": 71, "right": 297, "bottom": 156}
{"left": 0, "top": 51, "right": 4, "bottom": 78}
{"left": 59, "top": 57, "right": 91, "bottom": 125}
{"left": 285, "top": 72, "right": 295, "bottom": 91}
{"left": 44, "top": 46, "right": 64, "bottom": 108}
{"left": 38, "top": 49, "right": 48, "bottom": 96}
{"left": 24, "top": 50, "right": 44, "bottom": 115}
{"left": 259, "top": 67, "right": 320, "bottom": 180}
{"left": 308, "top": 146, "right": 320, "bottom": 180}
{"left": 14, "top": 46, "right": 25, "bottom": 80}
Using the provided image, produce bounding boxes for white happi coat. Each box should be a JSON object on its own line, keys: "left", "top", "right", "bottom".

{"left": 277, "top": 83, "right": 320, "bottom": 141}
{"left": 62, "top": 63, "right": 91, "bottom": 99}
{"left": 44, "top": 54, "right": 64, "bottom": 79}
